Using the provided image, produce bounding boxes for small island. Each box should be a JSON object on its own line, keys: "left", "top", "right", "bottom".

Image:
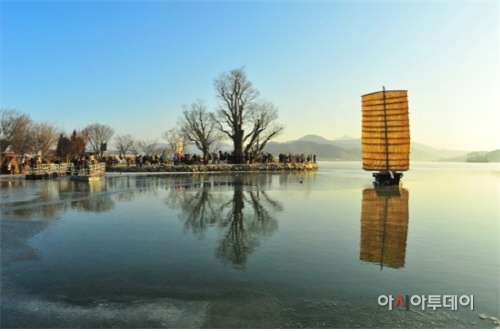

{"left": 107, "top": 161, "right": 318, "bottom": 174}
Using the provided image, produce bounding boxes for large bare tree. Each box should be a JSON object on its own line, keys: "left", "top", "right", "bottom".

{"left": 114, "top": 134, "right": 135, "bottom": 157}
{"left": 0, "top": 109, "right": 18, "bottom": 152}
{"left": 213, "top": 67, "right": 284, "bottom": 162}
{"left": 30, "top": 122, "right": 58, "bottom": 158}
{"left": 213, "top": 68, "right": 259, "bottom": 160}
{"left": 0, "top": 109, "right": 33, "bottom": 156}
{"left": 10, "top": 116, "right": 33, "bottom": 157}
{"left": 179, "top": 100, "right": 224, "bottom": 164}
{"left": 83, "top": 123, "right": 114, "bottom": 158}
{"left": 244, "top": 100, "right": 284, "bottom": 155}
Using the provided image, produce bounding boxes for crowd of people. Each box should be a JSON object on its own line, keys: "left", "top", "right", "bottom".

{"left": 1, "top": 150, "right": 317, "bottom": 174}
{"left": 278, "top": 153, "right": 316, "bottom": 163}
{"left": 109, "top": 151, "right": 316, "bottom": 168}
{"left": 0, "top": 154, "right": 100, "bottom": 175}
{"left": 1, "top": 155, "right": 42, "bottom": 175}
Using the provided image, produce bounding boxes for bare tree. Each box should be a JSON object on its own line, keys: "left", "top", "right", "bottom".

{"left": 130, "top": 143, "right": 140, "bottom": 157}
{"left": 30, "top": 122, "right": 58, "bottom": 159}
{"left": 83, "top": 123, "right": 114, "bottom": 159}
{"left": 10, "top": 114, "right": 33, "bottom": 157}
{"left": 179, "top": 100, "right": 224, "bottom": 164}
{"left": 0, "top": 109, "right": 33, "bottom": 156}
{"left": 213, "top": 67, "right": 284, "bottom": 161}
{"left": 213, "top": 67, "right": 259, "bottom": 161}
{"left": 162, "top": 128, "right": 187, "bottom": 154}
{"left": 114, "top": 134, "right": 135, "bottom": 157}
{"left": 244, "top": 100, "right": 284, "bottom": 155}
{"left": 136, "top": 139, "right": 158, "bottom": 156}
{"left": 0, "top": 109, "right": 17, "bottom": 152}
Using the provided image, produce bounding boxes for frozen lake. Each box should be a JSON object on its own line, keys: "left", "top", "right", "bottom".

{"left": 1, "top": 161, "right": 499, "bottom": 328}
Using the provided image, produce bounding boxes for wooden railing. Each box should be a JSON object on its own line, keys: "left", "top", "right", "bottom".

{"left": 72, "top": 163, "right": 106, "bottom": 177}
{"left": 28, "top": 163, "right": 74, "bottom": 175}
{"left": 26, "top": 162, "right": 106, "bottom": 177}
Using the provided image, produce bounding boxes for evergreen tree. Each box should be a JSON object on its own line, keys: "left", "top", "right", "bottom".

{"left": 55, "top": 133, "right": 71, "bottom": 162}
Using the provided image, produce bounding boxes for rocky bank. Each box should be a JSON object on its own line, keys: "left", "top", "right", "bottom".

{"left": 107, "top": 162, "right": 318, "bottom": 173}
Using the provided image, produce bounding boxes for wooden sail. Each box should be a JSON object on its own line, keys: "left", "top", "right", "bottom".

{"left": 360, "top": 187, "right": 409, "bottom": 269}
{"left": 362, "top": 89, "right": 410, "bottom": 171}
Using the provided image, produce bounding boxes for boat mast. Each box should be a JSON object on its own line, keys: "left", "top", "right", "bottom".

{"left": 382, "top": 86, "right": 390, "bottom": 171}
{"left": 379, "top": 195, "right": 389, "bottom": 271}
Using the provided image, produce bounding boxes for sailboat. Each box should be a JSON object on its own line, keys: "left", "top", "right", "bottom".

{"left": 361, "top": 88, "right": 410, "bottom": 186}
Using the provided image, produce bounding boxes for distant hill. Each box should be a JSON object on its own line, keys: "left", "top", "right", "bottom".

{"left": 296, "top": 134, "right": 332, "bottom": 145}
{"left": 486, "top": 149, "right": 500, "bottom": 162}
{"left": 265, "top": 141, "right": 359, "bottom": 161}
{"left": 297, "top": 135, "right": 360, "bottom": 150}
{"left": 411, "top": 142, "right": 470, "bottom": 161}
{"left": 438, "top": 149, "right": 500, "bottom": 162}
{"left": 128, "top": 135, "right": 497, "bottom": 163}
{"left": 334, "top": 135, "right": 357, "bottom": 141}
{"left": 292, "top": 135, "right": 486, "bottom": 162}
{"left": 329, "top": 137, "right": 361, "bottom": 150}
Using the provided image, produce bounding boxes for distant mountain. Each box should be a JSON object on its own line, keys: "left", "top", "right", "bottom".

{"left": 411, "top": 142, "right": 470, "bottom": 161}
{"left": 297, "top": 135, "right": 360, "bottom": 150}
{"left": 291, "top": 135, "right": 483, "bottom": 161}
{"left": 330, "top": 137, "right": 361, "bottom": 150}
{"left": 335, "top": 135, "right": 357, "bottom": 140}
{"left": 297, "top": 135, "right": 332, "bottom": 145}
{"left": 131, "top": 134, "right": 496, "bottom": 162}
{"left": 265, "top": 141, "right": 359, "bottom": 161}
{"left": 486, "top": 149, "right": 500, "bottom": 162}
{"left": 438, "top": 149, "right": 500, "bottom": 162}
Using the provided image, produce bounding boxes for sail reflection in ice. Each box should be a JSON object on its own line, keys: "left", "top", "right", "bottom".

{"left": 360, "top": 187, "right": 409, "bottom": 269}
{"left": 165, "top": 174, "right": 284, "bottom": 269}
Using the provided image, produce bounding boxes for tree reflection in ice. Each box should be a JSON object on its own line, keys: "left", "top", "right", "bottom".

{"left": 165, "top": 174, "right": 284, "bottom": 268}
{"left": 2, "top": 174, "right": 285, "bottom": 269}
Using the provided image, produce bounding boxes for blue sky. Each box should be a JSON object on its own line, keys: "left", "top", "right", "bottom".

{"left": 1, "top": 1, "right": 498, "bottom": 151}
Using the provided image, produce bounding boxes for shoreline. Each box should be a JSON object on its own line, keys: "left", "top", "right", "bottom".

{"left": 107, "top": 161, "right": 318, "bottom": 173}
{"left": 0, "top": 162, "right": 318, "bottom": 179}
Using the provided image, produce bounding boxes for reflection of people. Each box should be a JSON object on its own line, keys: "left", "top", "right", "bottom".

{"left": 19, "top": 158, "right": 24, "bottom": 174}
{"left": 360, "top": 187, "right": 409, "bottom": 269}
{"left": 1, "top": 159, "right": 12, "bottom": 174}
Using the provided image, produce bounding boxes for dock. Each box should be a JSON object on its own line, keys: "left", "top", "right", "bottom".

{"left": 25, "top": 163, "right": 106, "bottom": 181}
{"left": 25, "top": 163, "right": 74, "bottom": 180}
{"left": 70, "top": 163, "right": 106, "bottom": 182}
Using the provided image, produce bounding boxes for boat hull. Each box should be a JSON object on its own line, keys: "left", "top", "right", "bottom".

{"left": 372, "top": 171, "right": 403, "bottom": 186}
{"left": 70, "top": 175, "right": 101, "bottom": 182}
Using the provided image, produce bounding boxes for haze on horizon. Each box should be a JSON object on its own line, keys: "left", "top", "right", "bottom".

{"left": 1, "top": 1, "right": 498, "bottom": 152}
